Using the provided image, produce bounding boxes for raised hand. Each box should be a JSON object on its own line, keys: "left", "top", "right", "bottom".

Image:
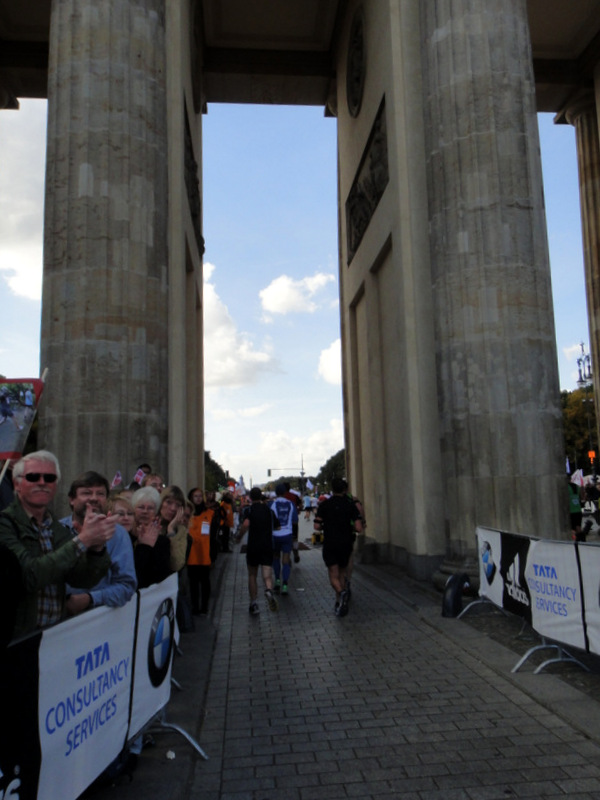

{"left": 137, "top": 517, "right": 162, "bottom": 547}
{"left": 78, "top": 506, "right": 119, "bottom": 551}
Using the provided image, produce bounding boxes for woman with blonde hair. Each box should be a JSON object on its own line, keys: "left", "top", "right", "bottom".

{"left": 108, "top": 494, "right": 136, "bottom": 538}
{"left": 157, "top": 486, "right": 188, "bottom": 572}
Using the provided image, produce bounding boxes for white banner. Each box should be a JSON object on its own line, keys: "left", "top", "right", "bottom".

{"left": 577, "top": 543, "right": 600, "bottom": 656}
{"left": 476, "top": 526, "right": 594, "bottom": 657}
{"left": 128, "top": 574, "right": 178, "bottom": 738}
{"left": 37, "top": 599, "right": 137, "bottom": 800}
{"left": 525, "top": 539, "right": 585, "bottom": 651}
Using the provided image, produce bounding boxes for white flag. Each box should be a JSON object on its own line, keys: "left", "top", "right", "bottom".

{"left": 571, "top": 469, "right": 585, "bottom": 487}
{"left": 306, "top": 479, "right": 314, "bottom": 490}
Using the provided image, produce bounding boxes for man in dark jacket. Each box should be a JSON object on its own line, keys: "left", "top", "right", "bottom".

{"left": 0, "top": 450, "right": 115, "bottom": 640}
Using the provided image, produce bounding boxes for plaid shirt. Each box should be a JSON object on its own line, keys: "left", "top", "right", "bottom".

{"left": 35, "top": 514, "right": 63, "bottom": 628}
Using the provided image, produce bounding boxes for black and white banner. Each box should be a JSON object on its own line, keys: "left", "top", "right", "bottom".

{"left": 129, "top": 579, "right": 177, "bottom": 737}
{"left": 476, "top": 526, "right": 598, "bottom": 655}
{"left": 0, "top": 574, "right": 177, "bottom": 800}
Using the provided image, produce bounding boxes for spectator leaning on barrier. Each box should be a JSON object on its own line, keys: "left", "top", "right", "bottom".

{"left": 0, "top": 450, "right": 116, "bottom": 640}
{"left": 131, "top": 486, "right": 171, "bottom": 588}
{"left": 60, "top": 470, "right": 137, "bottom": 614}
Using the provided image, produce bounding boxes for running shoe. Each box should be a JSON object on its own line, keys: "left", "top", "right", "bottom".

{"left": 281, "top": 583, "right": 289, "bottom": 595}
{"left": 265, "top": 589, "right": 279, "bottom": 612}
{"left": 337, "top": 589, "right": 349, "bottom": 617}
{"left": 249, "top": 602, "right": 260, "bottom": 615}
{"left": 274, "top": 579, "right": 281, "bottom": 594}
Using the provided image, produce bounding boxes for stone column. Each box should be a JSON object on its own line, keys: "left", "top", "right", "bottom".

{"left": 565, "top": 94, "right": 600, "bottom": 440}
{"left": 420, "top": 0, "right": 566, "bottom": 554}
{"left": 40, "top": 0, "right": 169, "bottom": 490}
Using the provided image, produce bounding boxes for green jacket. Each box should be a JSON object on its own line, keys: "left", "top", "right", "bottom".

{"left": 0, "top": 498, "right": 111, "bottom": 640}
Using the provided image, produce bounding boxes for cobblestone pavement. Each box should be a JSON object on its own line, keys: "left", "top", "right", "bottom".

{"left": 98, "top": 518, "right": 600, "bottom": 800}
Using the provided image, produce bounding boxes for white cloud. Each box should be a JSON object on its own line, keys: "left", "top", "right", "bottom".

{"left": 0, "top": 100, "right": 46, "bottom": 302}
{"left": 207, "top": 417, "right": 344, "bottom": 488}
{"left": 318, "top": 338, "right": 342, "bottom": 386}
{"left": 563, "top": 343, "right": 584, "bottom": 363}
{"left": 259, "top": 418, "right": 343, "bottom": 471}
{"left": 203, "top": 262, "right": 216, "bottom": 281}
{"left": 203, "top": 263, "right": 278, "bottom": 387}
{"left": 211, "top": 403, "right": 272, "bottom": 421}
{"left": 0, "top": 244, "right": 43, "bottom": 301}
{"left": 259, "top": 271, "right": 335, "bottom": 316}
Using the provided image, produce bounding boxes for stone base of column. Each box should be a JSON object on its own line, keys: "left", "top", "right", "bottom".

{"left": 357, "top": 536, "right": 447, "bottom": 583}
{"left": 432, "top": 557, "right": 480, "bottom": 594}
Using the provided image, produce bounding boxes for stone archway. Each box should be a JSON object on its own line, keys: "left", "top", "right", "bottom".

{"left": 2, "top": 1, "right": 600, "bottom": 575}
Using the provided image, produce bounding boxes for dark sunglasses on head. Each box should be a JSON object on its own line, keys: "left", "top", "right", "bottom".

{"left": 23, "top": 473, "right": 58, "bottom": 484}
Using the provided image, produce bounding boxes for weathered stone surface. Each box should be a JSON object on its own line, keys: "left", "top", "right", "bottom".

{"left": 40, "top": 0, "right": 169, "bottom": 488}
{"left": 420, "top": 0, "right": 565, "bottom": 549}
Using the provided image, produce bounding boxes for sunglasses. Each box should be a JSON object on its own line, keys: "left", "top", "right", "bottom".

{"left": 23, "top": 473, "right": 58, "bottom": 484}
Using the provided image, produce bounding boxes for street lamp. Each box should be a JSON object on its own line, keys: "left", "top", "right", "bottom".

{"left": 267, "top": 455, "right": 309, "bottom": 493}
{"left": 577, "top": 341, "right": 592, "bottom": 388}
{"left": 577, "top": 342, "right": 595, "bottom": 475}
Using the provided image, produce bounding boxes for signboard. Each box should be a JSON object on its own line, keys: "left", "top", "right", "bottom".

{"left": 0, "top": 576, "right": 177, "bottom": 800}
{"left": 476, "top": 526, "right": 600, "bottom": 657}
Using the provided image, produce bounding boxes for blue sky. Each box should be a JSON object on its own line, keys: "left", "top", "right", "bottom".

{"left": 0, "top": 101, "right": 589, "bottom": 485}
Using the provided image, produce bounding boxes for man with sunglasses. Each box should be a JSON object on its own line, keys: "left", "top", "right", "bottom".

{"left": 0, "top": 450, "right": 115, "bottom": 640}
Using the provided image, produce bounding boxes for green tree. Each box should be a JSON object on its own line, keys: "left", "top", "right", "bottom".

{"left": 204, "top": 450, "right": 229, "bottom": 491}
{"left": 263, "top": 474, "right": 306, "bottom": 493}
{"left": 315, "top": 448, "right": 346, "bottom": 489}
{"left": 562, "top": 388, "right": 598, "bottom": 473}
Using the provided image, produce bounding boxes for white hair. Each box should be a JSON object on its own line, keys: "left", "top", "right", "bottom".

{"left": 131, "top": 486, "right": 161, "bottom": 511}
{"left": 12, "top": 450, "right": 61, "bottom": 482}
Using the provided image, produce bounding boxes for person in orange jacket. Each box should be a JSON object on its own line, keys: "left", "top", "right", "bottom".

{"left": 219, "top": 492, "right": 235, "bottom": 553}
{"left": 187, "top": 490, "right": 220, "bottom": 615}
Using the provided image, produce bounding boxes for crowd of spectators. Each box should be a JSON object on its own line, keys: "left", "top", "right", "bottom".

{"left": 0, "top": 454, "right": 241, "bottom": 647}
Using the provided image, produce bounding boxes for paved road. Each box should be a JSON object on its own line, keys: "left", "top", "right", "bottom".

{"left": 103, "top": 516, "right": 600, "bottom": 800}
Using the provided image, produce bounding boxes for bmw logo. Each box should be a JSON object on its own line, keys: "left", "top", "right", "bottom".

{"left": 147, "top": 598, "right": 175, "bottom": 687}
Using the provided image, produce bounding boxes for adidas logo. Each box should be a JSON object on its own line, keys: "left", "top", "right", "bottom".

{"left": 505, "top": 552, "right": 529, "bottom": 606}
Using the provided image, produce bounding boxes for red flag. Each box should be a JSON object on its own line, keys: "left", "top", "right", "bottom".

{"left": 111, "top": 471, "right": 123, "bottom": 488}
{"left": 132, "top": 468, "right": 146, "bottom": 486}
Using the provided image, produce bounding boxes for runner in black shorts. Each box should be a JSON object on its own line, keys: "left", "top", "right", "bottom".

{"left": 313, "top": 477, "right": 363, "bottom": 617}
{"left": 241, "top": 487, "right": 280, "bottom": 615}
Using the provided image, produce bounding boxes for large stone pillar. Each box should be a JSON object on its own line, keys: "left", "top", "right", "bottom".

{"left": 337, "top": 0, "right": 447, "bottom": 578}
{"left": 40, "top": 0, "right": 169, "bottom": 488}
{"left": 565, "top": 94, "right": 600, "bottom": 440}
{"left": 420, "top": 0, "right": 566, "bottom": 554}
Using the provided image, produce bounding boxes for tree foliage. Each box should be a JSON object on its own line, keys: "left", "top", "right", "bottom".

{"left": 259, "top": 449, "right": 347, "bottom": 494}
{"left": 262, "top": 474, "right": 304, "bottom": 494}
{"left": 204, "top": 450, "right": 229, "bottom": 491}
{"left": 315, "top": 448, "right": 346, "bottom": 490}
{"left": 562, "top": 388, "right": 598, "bottom": 473}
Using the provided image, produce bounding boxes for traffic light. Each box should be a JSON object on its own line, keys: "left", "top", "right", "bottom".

{"left": 267, "top": 469, "right": 271, "bottom": 476}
